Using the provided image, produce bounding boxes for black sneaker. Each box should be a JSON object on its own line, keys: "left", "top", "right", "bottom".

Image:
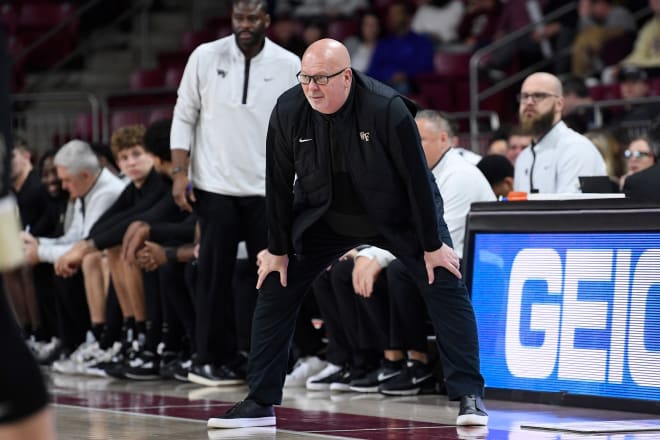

{"left": 378, "top": 360, "right": 436, "bottom": 396}
{"left": 188, "top": 363, "right": 245, "bottom": 387}
{"left": 329, "top": 368, "right": 358, "bottom": 392}
{"left": 207, "top": 399, "right": 275, "bottom": 429}
{"left": 307, "top": 366, "right": 348, "bottom": 391}
{"left": 456, "top": 395, "right": 488, "bottom": 426}
{"left": 124, "top": 350, "right": 161, "bottom": 380}
{"left": 158, "top": 351, "right": 182, "bottom": 380}
{"left": 349, "top": 360, "right": 403, "bottom": 393}
{"left": 173, "top": 359, "right": 192, "bottom": 382}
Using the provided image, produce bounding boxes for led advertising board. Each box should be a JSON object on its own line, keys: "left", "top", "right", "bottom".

{"left": 470, "top": 231, "right": 660, "bottom": 403}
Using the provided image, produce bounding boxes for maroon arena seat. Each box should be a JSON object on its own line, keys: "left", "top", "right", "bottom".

{"left": 129, "top": 68, "right": 165, "bottom": 91}
{"left": 148, "top": 108, "right": 173, "bottom": 124}
{"left": 433, "top": 51, "right": 471, "bottom": 78}
{"left": 164, "top": 65, "right": 184, "bottom": 88}
{"left": 110, "top": 110, "right": 150, "bottom": 133}
{"left": 181, "top": 29, "right": 217, "bottom": 53}
{"left": 327, "top": 19, "right": 359, "bottom": 42}
{"left": 16, "top": 3, "right": 78, "bottom": 70}
{"left": 589, "top": 83, "right": 621, "bottom": 101}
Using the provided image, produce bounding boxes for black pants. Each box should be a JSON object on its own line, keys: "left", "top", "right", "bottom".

{"left": 0, "top": 289, "right": 49, "bottom": 423}
{"left": 32, "top": 263, "right": 59, "bottom": 339}
{"left": 387, "top": 259, "right": 430, "bottom": 353}
{"left": 313, "top": 259, "right": 387, "bottom": 370}
{"left": 311, "top": 268, "right": 353, "bottom": 368}
{"left": 193, "top": 190, "right": 266, "bottom": 365}
{"left": 143, "top": 270, "right": 162, "bottom": 351}
{"left": 158, "top": 261, "right": 195, "bottom": 352}
{"left": 333, "top": 259, "right": 390, "bottom": 353}
{"left": 54, "top": 273, "right": 91, "bottom": 353}
{"left": 246, "top": 222, "right": 484, "bottom": 404}
{"left": 290, "top": 288, "right": 325, "bottom": 363}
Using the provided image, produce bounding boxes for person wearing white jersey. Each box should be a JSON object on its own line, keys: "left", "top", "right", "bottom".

{"left": 514, "top": 72, "right": 606, "bottom": 194}
{"left": 169, "top": 0, "right": 300, "bottom": 386}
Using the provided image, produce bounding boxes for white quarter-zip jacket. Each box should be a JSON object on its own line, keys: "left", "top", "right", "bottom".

{"left": 514, "top": 121, "right": 607, "bottom": 194}
{"left": 171, "top": 36, "right": 301, "bottom": 196}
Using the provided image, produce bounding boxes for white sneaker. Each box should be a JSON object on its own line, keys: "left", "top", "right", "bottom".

{"left": 52, "top": 357, "right": 80, "bottom": 374}
{"left": 305, "top": 363, "right": 342, "bottom": 390}
{"left": 82, "top": 342, "right": 122, "bottom": 377}
{"left": 284, "top": 356, "right": 327, "bottom": 388}
{"left": 53, "top": 332, "right": 97, "bottom": 375}
{"left": 35, "top": 337, "right": 62, "bottom": 364}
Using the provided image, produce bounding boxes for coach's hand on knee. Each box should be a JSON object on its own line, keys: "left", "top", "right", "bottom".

{"left": 256, "top": 250, "right": 289, "bottom": 289}
{"left": 424, "top": 243, "right": 461, "bottom": 284}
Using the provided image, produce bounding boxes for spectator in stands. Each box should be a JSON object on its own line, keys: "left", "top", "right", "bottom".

{"left": 170, "top": 0, "right": 300, "bottom": 387}
{"left": 367, "top": 1, "right": 434, "bottom": 94}
{"left": 477, "top": 154, "right": 515, "bottom": 197}
{"left": 486, "top": 125, "right": 509, "bottom": 156}
{"left": 616, "top": 65, "right": 660, "bottom": 125}
{"left": 270, "top": 15, "right": 306, "bottom": 57}
{"left": 572, "top": 0, "right": 636, "bottom": 78}
{"left": 344, "top": 12, "right": 381, "bottom": 72}
{"left": 506, "top": 125, "right": 532, "bottom": 165}
{"left": 482, "top": 0, "right": 578, "bottom": 81}
{"left": 301, "top": 18, "right": 327, "bottom": 49}
{"left": 585, "top": 129, "right": 623, "bottom": 179}
{"left": 21, "top": 140, "right": 125, "bottom": 361}
{"left": 411, "top": 0, "right": 465, "bottom": 46}
{"left": 620, "top": 134, "right": 657, "bottom": 188}
{"left": 457, "top": 0, "right": 502, "bottom": 50}
{"left": 514, "top": 72, "right": 606, "bottom": 193}
{"left": 280, "top": 0, "right": 367, "bottom": 19}
{"left": 623, "top": 118, "right": 660, "bottom": 202}
{"left": 619, "top": 0, "right": 660, "bottom": 75}
{"left": 487, "top": 140, "right": 506, "bottom": 156}
{"left": 561, "top": 74, "right": 596, "bottom": 133}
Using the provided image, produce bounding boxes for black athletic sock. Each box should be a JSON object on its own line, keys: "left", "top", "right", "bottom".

{"left": 91, "top": 323, "right": 104, "bottom": 342}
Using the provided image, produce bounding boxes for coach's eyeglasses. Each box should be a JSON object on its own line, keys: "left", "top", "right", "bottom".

{"left": 297, "top": 67, "right": 349, "bottom": 85}
{"left": 516, "top": 92, "right": 558, "bottom": 104}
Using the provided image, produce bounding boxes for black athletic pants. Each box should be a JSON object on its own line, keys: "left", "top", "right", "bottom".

{"left": 193, "top": 190, "right": 266, "bottom": 366}
{"left": 246, "top": 222, "right": 484, "bottom": 404}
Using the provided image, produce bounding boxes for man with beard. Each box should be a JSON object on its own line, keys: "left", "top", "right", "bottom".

{"left": 170, "top": 0, "right": 300, "bottom": 386}
{"left": 513, "top": 72, "right": 606, "bottom": 193}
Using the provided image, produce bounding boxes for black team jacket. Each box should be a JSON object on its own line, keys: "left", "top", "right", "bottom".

{"left": 265, "top": 69, "right": 452, "bottom": 258}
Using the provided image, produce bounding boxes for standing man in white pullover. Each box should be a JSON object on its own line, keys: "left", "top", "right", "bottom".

{"left": 514, "top": 72, "right": 606, "bottom": 194}
{"left": 170, "top": 0, "right": 300, "bottom": 386}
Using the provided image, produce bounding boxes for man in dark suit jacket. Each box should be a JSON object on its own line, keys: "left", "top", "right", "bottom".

{"left": 207, "top": 38, "right": 488, "bottom": 431}
{"left": 624, "top": 119, "right": 660, "bottom": 203}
